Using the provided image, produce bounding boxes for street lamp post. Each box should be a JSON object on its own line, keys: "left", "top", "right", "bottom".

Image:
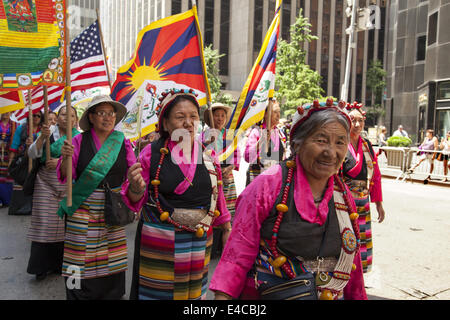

{"left": 341, "top": 0, "right": 358, "bottom": 102}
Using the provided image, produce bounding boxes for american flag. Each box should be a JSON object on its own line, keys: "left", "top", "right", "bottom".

{"left": 12, "top": 21, "right": 110, "bottom": 122}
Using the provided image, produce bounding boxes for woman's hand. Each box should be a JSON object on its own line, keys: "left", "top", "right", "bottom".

{"left": 25, "top": 136, "right": 33, "bottom": 147}
{"left": 221, "top": 165, "right": 233, "bottom": 178}
{"left": 375, "top": 202, "right": 385, "bottom": 223}
{"left": 45, "top": 158, "right": 59, "bottom": 170}
{"left": 127, "top": 162, "right": 146, "bottom": 200}
{"left": 40, "top": 124, "right": 51, "bottom": 139}
{"left": 61, "top": 140, "right": 74, "bottom": 159}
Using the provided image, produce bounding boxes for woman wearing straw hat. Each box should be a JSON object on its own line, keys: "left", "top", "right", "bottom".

{"left": 210, "top": 99, "right": 366, "bottom": 300}
{"left": 58, "top": 95, "right": 137, "bottom": 300}
{"left": 122, "top": 88, "right": 232, "bottom": 300}
{"left": 203, "top": 103, "right": 241, "bottom": 259}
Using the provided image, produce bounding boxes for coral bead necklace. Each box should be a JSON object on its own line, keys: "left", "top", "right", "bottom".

{"left": 151, "top": 139, "right": 222, "bottom": 237}
{"left": 268, "top": 160, "right": 361, "bottom": 299}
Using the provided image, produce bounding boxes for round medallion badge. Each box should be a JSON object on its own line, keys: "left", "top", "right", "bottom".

{"left": 341, "top": 228, "right": 357, "bottom": 254}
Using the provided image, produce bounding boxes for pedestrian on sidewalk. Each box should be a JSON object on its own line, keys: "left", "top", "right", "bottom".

{"left": 210, "top": 99, "right": 367, "bottom": 300}
{"left": 58, "top": 95, "right": 135, "bottom": 300}
{"left": 122, "top": 89, "right": 232, "bottom": 300}
{"left": 26, "top": 106, "right": 80, "bottom": 281}
{"left": 202, "top": 103, "right": 240, "bottom": 259}
{"left": 407, "top": 129, "right": 439, "bottom": 182}
{"left": 438, "top": 131, "right": 450, "bottom": 182}
{"left": 342, "top": 102, "right": 385, "bottom": 274}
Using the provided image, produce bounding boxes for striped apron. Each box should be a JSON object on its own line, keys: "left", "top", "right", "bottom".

{"left": 62, "top": 188, "right": 128, "bottom": 279}
{"left": 222, "top": 170, "right": 237, "bottom": 220}
{"left": 137, "top": 212, "right": 213, "bottom": 300}
{"left": 28, "top": 166, "right": 66, "bottom": 243}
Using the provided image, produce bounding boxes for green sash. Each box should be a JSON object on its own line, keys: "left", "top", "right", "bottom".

{"left": 57, "top": 130, "right": 125, "bottom": 218}
{"left": 41, "top": 128, "right": 80, "bottom": 163}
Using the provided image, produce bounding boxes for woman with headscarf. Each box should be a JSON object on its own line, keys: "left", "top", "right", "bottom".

{"left": 244, "top": 99, "right": 287, "bottom": 185}
{"left": 210, "top": 99, "right": 367, "bottom": 300}
{"left": 122, "top": 88, "right": 232, "bottom": 300}
{"left": 342, "top": 102, "right": 385, "bottom": 273}
{"left": 26, "top": 105, "right": 80, "bottom": 281}
{"left": 58, "top": 95, "right": 136, "bottom": 300}
{"left": 8, "top": 110, "right": 43, "bottom": 215}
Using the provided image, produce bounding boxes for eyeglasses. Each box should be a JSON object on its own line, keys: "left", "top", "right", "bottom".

{"left": 93, "top": 111, "right": 116, "bottom": 118}
{"left": 32, "top": 114, "right": 41, "bottom": 118}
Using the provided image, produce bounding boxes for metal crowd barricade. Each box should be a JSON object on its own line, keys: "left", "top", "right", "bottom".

{"left": 376, "top": 146, "right": 408, "bottom": 180}
{"left": 403, "top": 148, "right": 448, "bottom": 182}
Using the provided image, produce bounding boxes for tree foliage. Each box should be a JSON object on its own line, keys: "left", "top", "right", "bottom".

{"left": 203, "top": 44, "right": 233, "bottom": 106}
{"left": 275, "top": 10, "right": 325, "bottom": 115}
{"left": 366, "top": 59, "right": 386, "bottom": 106}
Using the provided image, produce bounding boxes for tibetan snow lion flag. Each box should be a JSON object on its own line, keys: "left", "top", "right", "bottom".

{"left": 219, "top": 0, "right": 282, "bottom": 162}
{"left": 110, "top": 5, "right": 210, "bottom": 141}
{"left": 0, "top": 0, "right": 66, "bottom": 90}
{"left": 0, "top": 90, "right": 24, "bottom": 113}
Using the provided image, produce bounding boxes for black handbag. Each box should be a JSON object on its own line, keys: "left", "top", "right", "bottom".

{"left": 257, "top": 271, "right": 318, "bottom": 300}
{"left": 23, "top": 159, "right": 41, "bottom": 196}
{"left": 256, "top": 203, "right": 331, "bottom": 300}
{"left": 8, "top": 154, "right": 29, "bottom": 186}
{"left": 103, "top": 182, "right": 136, "bottom": 227}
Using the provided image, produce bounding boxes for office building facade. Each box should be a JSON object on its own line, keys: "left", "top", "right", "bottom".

{"left": 384, "top": 0, "right": 450, "bottom": 142}
{"left": 68, "top": 1, "right": 386, "bottom": 113}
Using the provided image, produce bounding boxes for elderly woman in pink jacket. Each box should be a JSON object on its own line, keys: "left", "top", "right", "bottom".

{"left": 210, "top": 99, "right": 367, "bottom": 300}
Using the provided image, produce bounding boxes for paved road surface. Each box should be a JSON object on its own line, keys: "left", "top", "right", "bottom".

{"left": 0, "top": 171, "right": 449, "bottom": 300}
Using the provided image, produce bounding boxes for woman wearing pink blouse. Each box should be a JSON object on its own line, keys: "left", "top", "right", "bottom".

{"left": 342, "top": 102, "right": 385, "bottom": 273}
{"left": 122, "top": 89, "right": 231, "bottom": 300}
{"left": 210, "top": 99, "right": 367, "bottom": 300}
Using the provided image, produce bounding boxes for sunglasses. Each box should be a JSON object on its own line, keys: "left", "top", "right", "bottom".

{"left": 32, "top": 114, "right": 41, "bottom": 118}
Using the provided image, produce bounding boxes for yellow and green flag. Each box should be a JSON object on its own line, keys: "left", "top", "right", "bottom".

{"left": 0, "top": 0, "right": 66, "bottom": 90}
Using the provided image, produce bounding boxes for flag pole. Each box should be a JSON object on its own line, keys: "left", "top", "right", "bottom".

{"left": 135, "top": 87, "right": 145, "bottom": 157}
{"left": 43, "top": 86, "right": 50, "bottom": 161}
{"left": 96, "top": 9, "right": 112, "bottom": 90}
{"left": 27, "top": 89, "right": 33, "bottom": 173}
{"left": 191, "top": 0, "right": 214, "bottom": 130}
{"left": 265, "top": 99, "right": 273, "bottom": 154}
{"left": 65, "top": 10, "right": 73, "bottom": 207}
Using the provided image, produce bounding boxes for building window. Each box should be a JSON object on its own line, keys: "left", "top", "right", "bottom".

{"left": 438, "top": 81, "right": 450, "bottom": 100}
{"left": 172, "top": 0, "right": 182, "bottom": 15}
{"left": 204, "top": 0, "right": 214, "bottom": 46}
{"left": 220, "top": 0, "right": 230, "bottom": 76}
{"left": 428, "top": 12, "right": 438, "bottom": 46}
{"left": 254, "top": 0, "right": 264, "bottom": 53}
{"left": 417, "top": 35, "right": 426, "bottom": 61}
{"left": 281, "top": 0, "right": 292, "bottom": 41}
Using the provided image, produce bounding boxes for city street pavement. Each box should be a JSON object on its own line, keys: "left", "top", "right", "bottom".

{"left": 0, "top": 163, "right": 449, "bottom": 300}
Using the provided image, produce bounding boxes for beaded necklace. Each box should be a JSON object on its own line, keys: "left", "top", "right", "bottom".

{"left": 268, "top": 160, "right": 361, "bottom": 299}
{"left": 151, "top": 139, "right": 222, "bottom": 238}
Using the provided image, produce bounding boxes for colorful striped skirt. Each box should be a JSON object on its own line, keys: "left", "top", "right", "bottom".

{"left": 222, "top": 171, "right": 237, "bottom": 220}
{"left": 353, "top": 195, "right": 373, "bottom": 273}
{"left": 134, "top": 206, "right": 213, "bottom": 300}
{"left": 62, "top": 188, "right": 128, "bottom": 280}
{"left": 28, "top": 167, "right": 66, "bottom": 243}
{"left": 246, "top": 164, "right": 261, "bottom": 186}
